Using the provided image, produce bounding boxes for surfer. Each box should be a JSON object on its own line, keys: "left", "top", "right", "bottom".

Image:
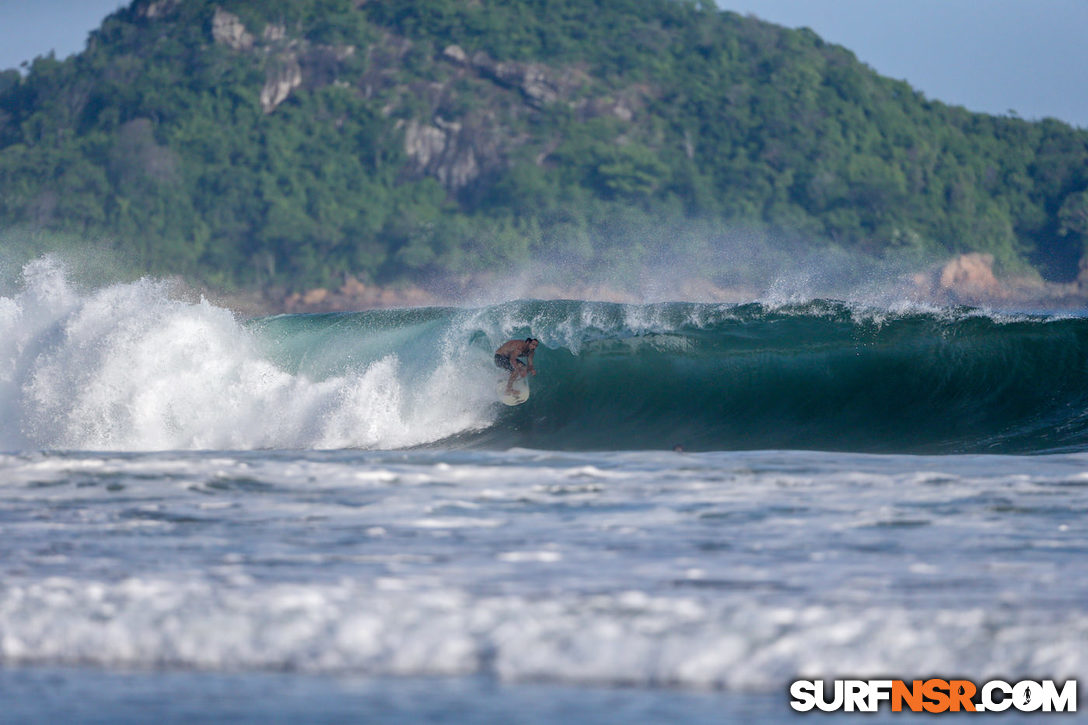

{"left": 494, "top": 338, "right": 539, "bottom": 394}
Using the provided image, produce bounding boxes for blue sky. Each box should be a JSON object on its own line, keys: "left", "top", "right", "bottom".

{"left": 2, "top": 0, "right": 1087, "bottom": 128}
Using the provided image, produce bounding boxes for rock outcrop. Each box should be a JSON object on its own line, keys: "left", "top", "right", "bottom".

{"left": 283, "top": 277, "right": 435, "bottom": 313}
{"left": 211, "top": 8, "right": 254, "bottom": 51}
{"left": 466, "top": 50, "right": 589, "bottom": 108}
{"left": 260, "top": 54, "right": 302, "bottom": 113}
{"left": 938, "top": 253, "right": 1002, "bottom": 299}
{"left": 906, "top": 252, "right": 1088, "bottom": 306}
{"left": 139, "top": 0, "right": 180, "bottom": 19}
{"left": 401, "top": 117, "right": 482, "bottom": 190}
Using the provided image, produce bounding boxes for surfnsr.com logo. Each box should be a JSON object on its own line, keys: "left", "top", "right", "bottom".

{"left": 790, "top": 679, "right": 1077, "bottom": 713}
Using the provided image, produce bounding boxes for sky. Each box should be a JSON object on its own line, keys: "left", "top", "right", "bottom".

{"left": 723, "top": 0, "right": 1088, "bottom": 128}
{"left": 1, "top": 0, "right": 1087, "bottom": 129}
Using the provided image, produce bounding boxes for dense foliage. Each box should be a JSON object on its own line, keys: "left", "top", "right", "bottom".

{"left": 2, "top": 0, "right": 1087, "bottom": 292}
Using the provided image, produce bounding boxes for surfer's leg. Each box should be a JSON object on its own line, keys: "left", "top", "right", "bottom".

{"left": 507, "top": 361, "right": 526, "bottom": 392}
{"left": 497, "top": 354, "right": 517, "bottom": 391}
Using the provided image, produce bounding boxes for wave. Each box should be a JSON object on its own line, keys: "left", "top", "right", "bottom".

{"left": 4, "top": 258, "right": 1088, "bottom": 453}
{"left": 3, "top": 574, "right": 1083, "bottom": 688}
{"left": 467, "top": 300, "right": 1088, "bottom": 454}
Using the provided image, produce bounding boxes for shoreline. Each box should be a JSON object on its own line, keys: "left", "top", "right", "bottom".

{"left": 200, "top": 253, "right": 1088, "bottom": 318}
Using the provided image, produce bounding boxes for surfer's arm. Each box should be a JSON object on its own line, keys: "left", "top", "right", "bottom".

{"left": 526, "top": 349, "right": 536, "bottom": 375}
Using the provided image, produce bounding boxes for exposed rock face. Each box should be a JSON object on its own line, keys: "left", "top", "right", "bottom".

{"left": 211, "top": 7, "right": 254, "bottom": 51}
{"left": 301, "top": 288, "right": 329, "bottom": 306}
{"left": 283, "top": 277, "right": 435, "bottom": 313}
{"left": 199, "top": 19, "right": 649, "bottom": 192}
{"left": 206, "top": 8, "right": 355, "bottom": 114}
{"left": 580, "top": 95, "right": 636, "bottom": 122}
{"left": 261, "top": 54, "right": 302, "bottom": 113}
{"left": 382, "top": 43, "right": 613, "bottom": 191}
{"left": 403, "top": 120, "right": 448, "bottom": 169}
{"left": 343, "top": 30, "right": 652, "bottom": 193}
{"left": 442, "top": 44, "right": 468, "bottom": 65}
{"left": 262, "top": 24, "right": 286, "bottom": 43}
{"left": 909, "top": 252, "right": 1066, "bottom": 305}
{"left": 938, "top": 253, "right": 1001, "bottom": 298}
{"left": 469, "top": 51, "right": 587, "bottom": 108}
{"left": 139, "top": 0, "right": 180, "bottom": 19}
{"left": 401, "top": 117, "right": 483, "bottom": 190}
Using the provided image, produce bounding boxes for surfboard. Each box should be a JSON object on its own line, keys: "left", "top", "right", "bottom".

{"left": 498, "top": 376, "right": 530, "bottom": 406}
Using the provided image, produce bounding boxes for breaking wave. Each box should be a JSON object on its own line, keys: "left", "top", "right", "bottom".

{"left": 4, "top": 258, "right": 1088, "bottom": 453}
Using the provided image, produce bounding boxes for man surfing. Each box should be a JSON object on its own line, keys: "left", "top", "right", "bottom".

{"left": 494, "top": 338, "right": 539, "bottom": 394}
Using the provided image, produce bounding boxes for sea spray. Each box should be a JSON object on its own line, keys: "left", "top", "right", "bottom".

{"left": 1, "top": 259, "right": 498, "bottom": 450}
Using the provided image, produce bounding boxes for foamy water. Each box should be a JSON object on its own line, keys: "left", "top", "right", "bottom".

{"left": 2, "top": 448, "right": 1086, "bottom": 691}
{"left": 2, "top": 261, "right": 1086, "bottom": 723}
{"left": 1, "top": 259, "right": 501, "bottom": 450}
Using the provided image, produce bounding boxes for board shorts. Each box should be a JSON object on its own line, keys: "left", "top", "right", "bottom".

{"left": 494, "top": 354, "right": 522, "bottom": 372}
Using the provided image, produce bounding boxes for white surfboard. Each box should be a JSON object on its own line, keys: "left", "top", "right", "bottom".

{"left": 497, "top": 377, "right": 530, "bottom": 406}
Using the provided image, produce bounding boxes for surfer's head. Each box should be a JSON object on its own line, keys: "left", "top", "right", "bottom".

{"left": 526, "top": 337, "right": 539, "bottom": 349}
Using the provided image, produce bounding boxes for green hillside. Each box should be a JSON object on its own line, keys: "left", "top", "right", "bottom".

{"left": 2, "top": 0, "right": 1088, "bottom": 293}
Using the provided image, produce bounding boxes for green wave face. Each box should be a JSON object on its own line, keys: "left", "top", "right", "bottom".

{"left": 251, "top": 300, "right": 1088, "bottom": 454}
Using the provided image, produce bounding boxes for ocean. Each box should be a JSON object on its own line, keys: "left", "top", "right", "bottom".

{"left": 0, "top": 258, "right": 1084, "bottom": 723}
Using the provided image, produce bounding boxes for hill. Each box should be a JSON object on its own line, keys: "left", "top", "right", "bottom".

{"left": 2, "top": 0, "right": 1088, "bottom": 302}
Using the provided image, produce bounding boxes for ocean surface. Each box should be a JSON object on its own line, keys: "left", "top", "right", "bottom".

{"left": 1, "top": 258, "right": 1086, "bottom": 723}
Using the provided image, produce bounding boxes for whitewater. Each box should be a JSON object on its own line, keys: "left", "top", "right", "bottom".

{"left": 2, "top": 258, "right": 1086, "bottom": 723}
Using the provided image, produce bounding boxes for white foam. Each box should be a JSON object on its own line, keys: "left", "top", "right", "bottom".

{"left": 0, "top": 576, "right": 1083, "bottom": 689}
{"left": 0, "top": 259, "right": 497, "bottom": 451}
{"left": 2, "top": 448, "right": 1087, "bottom": 690}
